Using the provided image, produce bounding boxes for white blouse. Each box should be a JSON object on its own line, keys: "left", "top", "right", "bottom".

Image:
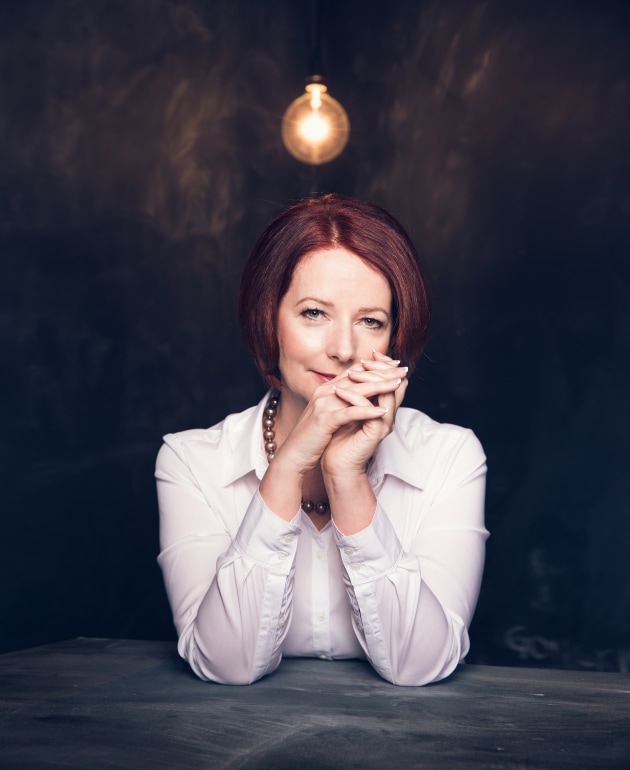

{"left": 156, "top": 391, "right": 488, "bottom": 686}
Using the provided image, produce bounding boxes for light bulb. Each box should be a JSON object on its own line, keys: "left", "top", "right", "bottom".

{"left": 281, "top": 82, "right": 350, "bottom": 165}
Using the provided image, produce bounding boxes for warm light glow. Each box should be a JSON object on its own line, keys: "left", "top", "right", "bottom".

{"left": 281, "top": 81, "right": 350, "bottom": 165}
{"left": 301, "top": 113, "right": 329, "bottom": 142}
{"left": 308, "top": 82, "right": 324, "bottom": 109}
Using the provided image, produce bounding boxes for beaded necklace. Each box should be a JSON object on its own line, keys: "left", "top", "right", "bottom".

{"left": 263, "top": 391, "right": 330, "bottom": 515}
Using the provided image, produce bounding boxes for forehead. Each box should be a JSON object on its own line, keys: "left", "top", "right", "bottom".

{"left": 289, "top": 248, "right": 390, "bottom": 296}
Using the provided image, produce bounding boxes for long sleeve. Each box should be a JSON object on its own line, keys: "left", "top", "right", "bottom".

{"left": 334, "top": 425, "right": 488, "bottom": 686}
{"left": 156, "top": 439, "right": 301, "bottom": 685}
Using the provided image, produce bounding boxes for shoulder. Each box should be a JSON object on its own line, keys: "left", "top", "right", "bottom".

{"left": 156, "top": 401, "right": 261, "bottom": 476}
{"left": 377, "top": 407, "right": 485, "bottom": 489}
{"left": 395, "top": 407, "right": 484, "bottom": 454}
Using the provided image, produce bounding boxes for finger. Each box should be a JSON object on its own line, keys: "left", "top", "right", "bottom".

{"left": 376, "top": 386, "right": 396, "bottom": 423}
{"left": 380, "top": 375, "right": 407, "bottom": 416}
{"left": 310, "top": 369, "right": 358, "bottom": 398}
{"left": 372, "top": 350, "right": 400, "bottom": 365}
{"left": 358, "top": 360, "right": 408, "bottom": 375}
{"left": 340, "top": 374, "right": 404, "bottom": 400}
{"left": 346, "top": 368, "right": 407, "bottom": 386}
{"left": 394, "top": 375, "right": 408, "bottom": 408}
{"left": 333, "top": 384, "right": 390, "bottom": 416}
{"left": 326, "top": 365, "right": 370, "bottom": 384}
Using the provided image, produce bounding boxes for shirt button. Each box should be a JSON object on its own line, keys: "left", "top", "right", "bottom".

{"left": 316, "top": 611, "right": 326, "bottom": 622}
{"left": 283, "top": 534, "right": 295, "bottom": 544}
{"left": 316, "top": 549, "right": 324, "bottom": 560}
{"left": 278, "top": 616, "right": 286, "bottom": 627}
{"left": 276, "top": 552, "right": 288, "bottom": 561}
{"left": 350, "top": 562, "right": 362, "bottom": 571}
{"left": 343, "top": 547, "right": 354, "bottom": 555}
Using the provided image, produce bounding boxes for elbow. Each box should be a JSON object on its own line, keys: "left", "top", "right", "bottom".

{"left": 384, "top": 655, "right": 459, "bottom": 687}
{"left": 388, "top": 655, "right": 459, "bottom": 687}
{"left": 185, "top": 650, "right": 262, "bottom": 686}
{"left": 195, "top": 666, "right": 258, "bottom": 686}
{"left": 185, "top": 647, "right": 260, "bottom": 686}
{"left": 179, "top": 630, "right": 278, "bottom": 686}
{"left": 385, "top": 620, "right": 467, "bottom": 687}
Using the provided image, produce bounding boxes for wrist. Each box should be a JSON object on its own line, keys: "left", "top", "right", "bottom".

{"left": 324, "top": 472, "right": 376, "bottom": 536}
{"left": 272, "top": 434, "right": 320, "bottom": 477}
{"left": 259, "top": 452, "right": 307, "bottom": 521}
{"left": 321, "top": 452, "right": 370, "bottom": 483}
{"left": 322, "top": 467, "right": 369, "bottom": 495}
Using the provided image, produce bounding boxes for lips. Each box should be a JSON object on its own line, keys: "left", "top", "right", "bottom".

{"left": 313, "top": 371, "right": 337, "bottom": 383}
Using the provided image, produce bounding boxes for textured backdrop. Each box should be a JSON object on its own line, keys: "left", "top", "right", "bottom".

{"left": 1, "top": 0, "right": 629, "bottom": 672}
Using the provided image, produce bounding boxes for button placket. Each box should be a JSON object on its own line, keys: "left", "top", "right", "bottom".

{"left": 311, "top": 530, "right": 331, "bottom": 656}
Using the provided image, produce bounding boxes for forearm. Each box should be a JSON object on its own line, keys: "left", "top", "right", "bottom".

{"left": 341, "top": 552, "right": 465, "bottom": 685}
{"left": 162, "top": 490, "right": 301, "bottom": 685}
{"left": 325, "top": 471, "right": 377, "bottom": 535}
{"left": 334, "top": 503, "right": 485, "bottom": 686}
{"left": 258, "top": 452, "right": 305, "bottom": 522}
{"left": 184, "top": 545, "right": 296, "bottom": 684}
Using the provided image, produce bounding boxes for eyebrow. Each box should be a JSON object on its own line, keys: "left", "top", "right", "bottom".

{"left": 295, "top": 297, "right": 390, "bottom": 318}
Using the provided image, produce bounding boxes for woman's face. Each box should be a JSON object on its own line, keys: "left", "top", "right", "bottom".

{"left": 276, "top": 247, "right": 392, "bottom": 412}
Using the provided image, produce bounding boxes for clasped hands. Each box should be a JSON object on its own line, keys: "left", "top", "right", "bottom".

{"left": 322, "top": 350, "right": 408, "bottom": 478}
{"left": 280, "top": 350, "right": 408, "bottom": 479}
{"left": 260, "top": 351, "right": 407, "bottom": 531}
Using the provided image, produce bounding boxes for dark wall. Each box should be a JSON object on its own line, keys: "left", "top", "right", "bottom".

{"left": 1, "top": 0, "right": 628, "bottom": 673}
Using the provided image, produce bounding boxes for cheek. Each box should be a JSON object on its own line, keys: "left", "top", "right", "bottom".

{"left": 277, "top": 319, "right": 306, "bottom": 365}
{"left": 373, "top": 331, "right": 392, "bottom": 356}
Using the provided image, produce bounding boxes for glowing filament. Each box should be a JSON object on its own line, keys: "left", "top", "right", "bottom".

{"left": 301, "top": 113, "right": 329, "bottom": 142}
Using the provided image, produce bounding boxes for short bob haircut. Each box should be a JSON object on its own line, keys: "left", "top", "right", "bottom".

{"left": 239, "top": 194, "right": 431, "bottom": 389}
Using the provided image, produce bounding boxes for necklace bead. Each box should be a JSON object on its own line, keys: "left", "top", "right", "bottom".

{"left": 263, "top": 391, "right": 330, "bottom": 515}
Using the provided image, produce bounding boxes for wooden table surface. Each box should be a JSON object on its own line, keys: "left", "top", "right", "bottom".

{"left": 1, "top": 637, "right": 628, "bottom": 769}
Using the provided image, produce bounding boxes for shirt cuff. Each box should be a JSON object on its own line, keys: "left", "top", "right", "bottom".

{"left": 233, "top": 489, "right": 301, "bottom": 574}
{"left": 333, "top": 503, "right": 404, "bottom": 584}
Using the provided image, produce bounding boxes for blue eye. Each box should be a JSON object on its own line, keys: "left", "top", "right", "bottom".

{"left": 302, "top": 308, "right": 322, "bottom": 319}
{"left": 363, "top": 317, "right": 383, "bottom": 329}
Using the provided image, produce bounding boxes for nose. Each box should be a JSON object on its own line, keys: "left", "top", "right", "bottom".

{"left": 327, "top": 322, "right": 356, "bottom": 365}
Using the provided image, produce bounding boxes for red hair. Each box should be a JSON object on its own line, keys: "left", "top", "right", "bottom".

{"left": 239, "top": 194, "right": 431, "bottom": 388}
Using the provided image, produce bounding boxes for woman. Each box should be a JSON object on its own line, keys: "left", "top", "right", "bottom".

{"left": 156, "top": 194, "right": 488, "bottom": 686}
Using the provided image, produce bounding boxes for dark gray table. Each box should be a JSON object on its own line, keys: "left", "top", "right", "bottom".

{"left": 0, "top": 638, "right": 628, "bottom": 769}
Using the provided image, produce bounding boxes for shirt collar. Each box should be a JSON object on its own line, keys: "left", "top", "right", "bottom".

{"left": 221, "top": 390, "right": 272, "bottom": 487}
